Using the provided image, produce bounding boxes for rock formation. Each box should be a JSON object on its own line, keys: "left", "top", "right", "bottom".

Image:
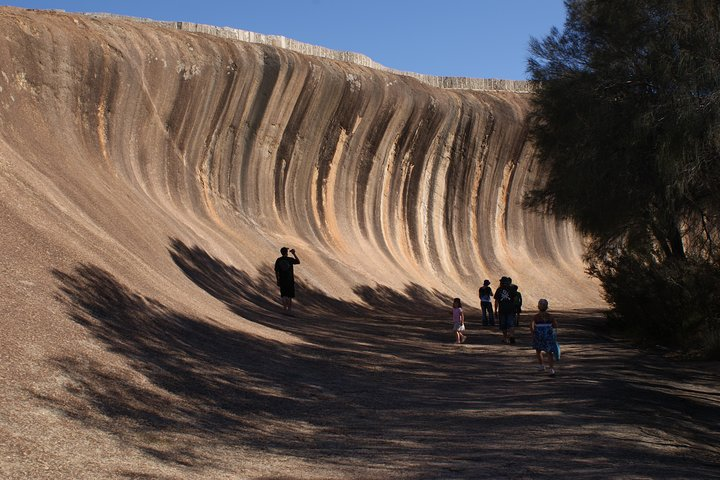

{"left": 0, "top": 6, "right": 619, "bottom": 478}
{"left": 16, "top": 11, "right": 720, "bottom": 480}
{"left": 0, "top": 7, "right": 601, "bottom": 314}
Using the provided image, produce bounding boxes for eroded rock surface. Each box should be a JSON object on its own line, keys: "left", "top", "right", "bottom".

{"left": 0, "top": 8, "right": 639, "bottom": 479}
{"left": 0, "top": 7, "right": 600, "bottom": 310}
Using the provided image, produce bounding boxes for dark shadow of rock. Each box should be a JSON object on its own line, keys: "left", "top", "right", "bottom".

{"left": 168, "top": 237, "right": 455, "bottom": 347}
{"left": 40, "top": 242, "right": 720, "bottom": 478}
{"left": 45, "top": 260, "right": 484, "bottom": 473}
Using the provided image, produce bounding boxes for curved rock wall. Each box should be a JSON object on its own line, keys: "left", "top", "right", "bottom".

{"left": 0, "top": 7, "right": 601, "bottom": 311}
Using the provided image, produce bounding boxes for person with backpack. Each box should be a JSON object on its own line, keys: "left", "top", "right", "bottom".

{"left": 494, "top": 276, "right": 517, "bottom": 344}
{"left": 478, "top": 279, "right": 494, "bottom": 326}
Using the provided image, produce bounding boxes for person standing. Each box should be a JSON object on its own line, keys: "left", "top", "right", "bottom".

{"left": 494, "top": 276, "right": 517, "bottom": 344}
{"left": 274, "top": 247, "right": 300, "bottom": 315}
{"left": 452, "top": 298, "right": 467, "bottom": 344}
{"left": 478, "top": 279, "right": 494, "bottom": 326}
{"left": 510, "top": 282, "right": 522, "bottom": 327}
{"left": 530, "top": 298, "right": 558, "bottom": 376}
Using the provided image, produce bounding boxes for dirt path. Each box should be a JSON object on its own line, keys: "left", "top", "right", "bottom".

{"left": 7, "top": 258, "right": 714, "bottom": 479}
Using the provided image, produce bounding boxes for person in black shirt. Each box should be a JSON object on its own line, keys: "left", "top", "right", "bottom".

{"left": 274, "top": 247, "right": 300, "bottom": 315}
{"left": 478, "top": 279, "right": 494, "bottom": 326}
{"left": 494, "top": 276, "right": 517, "bottom": 344}
{"left": 510, "top": 283, "right": 522, "bottom": 327}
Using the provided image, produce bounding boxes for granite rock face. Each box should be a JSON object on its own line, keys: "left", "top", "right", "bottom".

{"left": 0, "top": 7, "right": 601, "bottom": 311}
{"left": 0, "top": 7, "right": 613, "bottom": 477}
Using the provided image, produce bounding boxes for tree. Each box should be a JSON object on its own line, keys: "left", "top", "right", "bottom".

{"left": 527, "top": 0, "right": 720, "bottom": 353}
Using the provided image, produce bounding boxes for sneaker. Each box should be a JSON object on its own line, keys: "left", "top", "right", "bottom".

{"left": 536, "top": 365, "right": 546, "bottom": 371}
{"left": 549, "top": 368, "right": 556, "bottom": 376}
{"left": 460, "top": 335, "right": 467, "bottom": 343}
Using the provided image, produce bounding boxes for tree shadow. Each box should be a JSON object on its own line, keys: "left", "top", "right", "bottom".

{"left": 167, "top": 237, "right": 456, "bottom": 349}
{"left": 44, "top": 260, "right": 483, "bottom": 475}
{"left": 38, "top": 240, "right": 720, "bottom": 478}
{"left": 48, "top": 265, "right": 330, "bottom": 466}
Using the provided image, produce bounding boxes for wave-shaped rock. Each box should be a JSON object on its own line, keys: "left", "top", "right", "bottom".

{"left": 0, "top": 6, "right": 601, "bottom": 314}
{"left": 98, "top": 15, "right": 534, "bottom": 92}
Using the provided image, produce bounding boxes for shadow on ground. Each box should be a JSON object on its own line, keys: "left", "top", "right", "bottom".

{"left": 40, "top": 239, "right": 720, "bottom": 478}
{"left": 167, "top": 238, "right": 454, "bottom": 347}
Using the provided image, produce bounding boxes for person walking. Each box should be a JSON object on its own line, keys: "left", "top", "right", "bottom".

{"left": 530, "top": 298, "right": 559, "bottom": 376}
{"left": 510, "top": 282, "right": 522, "bottom": 327}
{"left": 274, "top": 247, "right": 300, "bottom": 315}
{"left": 494, "top": 276, "right": 517, "bottom": 344}
{"left": 452, "top": 298, "right": 467, "bottom": 344}
{"left": 479, "top": 279, "right": 494, "bottom": 326}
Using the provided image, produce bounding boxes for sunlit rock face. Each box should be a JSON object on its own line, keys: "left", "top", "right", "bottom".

{"left": 0, "top": 7, "right": 602, "bottom": 312}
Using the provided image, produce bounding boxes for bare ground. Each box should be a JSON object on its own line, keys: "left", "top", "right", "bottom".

{"left": 2, "top": 240, "right": 718, "bottom": 479}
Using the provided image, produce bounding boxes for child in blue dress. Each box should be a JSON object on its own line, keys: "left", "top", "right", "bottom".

{"left": 531, "top": 298, "right": 558, "bottom": 376}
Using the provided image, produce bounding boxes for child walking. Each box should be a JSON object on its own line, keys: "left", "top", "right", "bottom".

{"left": 530, "top": 298, "right": 559, "bottom": 376}
{"left": 452, "top": 298, "right": 467, "bottom": 344}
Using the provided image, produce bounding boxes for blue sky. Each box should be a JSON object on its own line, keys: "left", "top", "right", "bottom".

{"left": 6, "top": 1, "right": 567, "bottom": 80}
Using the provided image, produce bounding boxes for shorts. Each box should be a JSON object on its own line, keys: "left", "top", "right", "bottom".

{"left": 453, "top": 323, "right": 465, "bottom": 332}
{"left": 279, "top": 283, "right": 295, "bottom": 298}
{"left": 498, "top": 312, "right": 516, "bottom": 331}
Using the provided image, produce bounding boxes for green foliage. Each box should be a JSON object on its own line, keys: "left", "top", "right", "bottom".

{"left": 590, "top": 253, "right": 720, "bottom": 356}
{"left": 528, "top": 0, "right": 720, "bottom": 354}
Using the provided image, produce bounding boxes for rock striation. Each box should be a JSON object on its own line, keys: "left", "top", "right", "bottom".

{"left": 0, "top": 6, "right": 601, "bottom": 315}
{"left": 0, "top": 7, "right": 613, "bottom": 477}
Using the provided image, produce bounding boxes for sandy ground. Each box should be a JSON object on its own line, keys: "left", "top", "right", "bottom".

{"left": 2, "top": 254, "right": 718, "bottom": 479}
